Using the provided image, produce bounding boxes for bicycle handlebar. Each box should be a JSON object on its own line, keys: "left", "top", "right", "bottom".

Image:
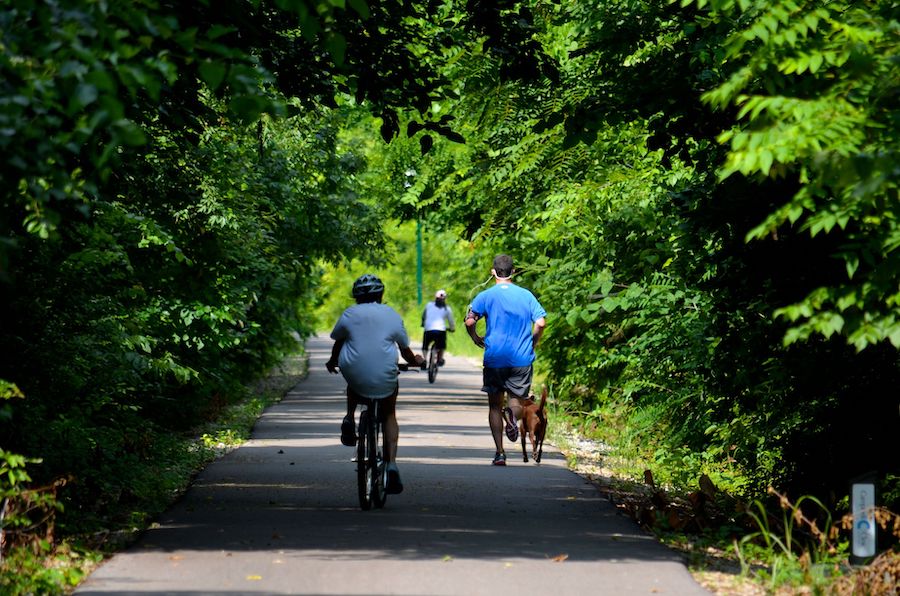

{"left": 398, "top": 362, "right": 427, "bottom": 372}
{"left": 329, "top": 362, "right": 425, "bottom": 373}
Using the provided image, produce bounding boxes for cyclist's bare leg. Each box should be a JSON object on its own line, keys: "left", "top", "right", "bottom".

{"left": 438, "top": 331, "right": 447, "bottom": 364}
{"left": 381, "top": 389, "right": 400, "bottom": 463}
{"left": 345, "top": 389, "right": 358, "bottom": 419}
{"left": 384, "top": 413, "right": 399, "bottom": 463}
{"left": 488, "top": 390, "right": 506, "bottom": 452}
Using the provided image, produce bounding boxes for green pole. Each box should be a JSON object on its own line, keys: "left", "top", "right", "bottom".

{"left": 416, "top": 219, "right": 423, "bottom": 305}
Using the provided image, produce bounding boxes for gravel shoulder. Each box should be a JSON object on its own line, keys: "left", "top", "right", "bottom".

{"left": 554, "top": 428, "right": 765, "bottom": 595}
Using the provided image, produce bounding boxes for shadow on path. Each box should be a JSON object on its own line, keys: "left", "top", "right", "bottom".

{"left": 76, "top": 336, "right": 708, "bottom": 595}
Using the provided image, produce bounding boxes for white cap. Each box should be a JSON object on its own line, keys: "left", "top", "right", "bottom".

{"left": 435, "top": 289, "right": 447, "bottom": 299}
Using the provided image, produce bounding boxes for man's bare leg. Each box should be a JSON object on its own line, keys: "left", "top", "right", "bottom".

{"left": 507, "top": 395, "right": 523, "bottom": 422}
{"left": 488, "top": 390, "right": 506, "bottom": 452}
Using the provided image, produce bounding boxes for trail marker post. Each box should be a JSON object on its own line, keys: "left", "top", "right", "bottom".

{"left": 850, "top": 472, "right": 877, "bottom": 565}
{"left": 404, "top": 168, "right": 422, "bottom": 306}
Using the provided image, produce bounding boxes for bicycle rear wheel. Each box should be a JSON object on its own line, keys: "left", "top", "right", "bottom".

{"left": 357, "top": 410, "right": 373, "bottom": 510}
{"left": 427, "top": 345, "right": 438, "bottom": 384}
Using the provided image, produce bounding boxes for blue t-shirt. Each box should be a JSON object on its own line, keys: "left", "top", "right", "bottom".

{"left": 469, "top": 283, "right": 546, "bottom": 368}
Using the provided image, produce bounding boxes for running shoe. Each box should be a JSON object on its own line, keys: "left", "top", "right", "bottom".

{"left": 340, "top": 415, "right": 356, "bottom": 446}
{"left": 503, "top": 407, "right": 519, "bottom": 442}
{"left": 386, "top": 463, "right": 404, "bottom": 494}
{"left": 492, "top": 451, "right": 507, "bottom": 466}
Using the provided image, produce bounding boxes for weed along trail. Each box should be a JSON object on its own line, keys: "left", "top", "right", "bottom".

{"left": 76, "top": 336, "right": 708, "bottom": 595}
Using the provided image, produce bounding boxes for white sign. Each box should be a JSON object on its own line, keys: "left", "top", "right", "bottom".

{"left": 852, "top": 482, "right": 876, "bottom": 558}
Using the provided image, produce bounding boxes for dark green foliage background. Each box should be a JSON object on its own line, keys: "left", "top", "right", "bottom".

{"left": 354, "top": 0, "right": 900, "bottom": 504}
{"left": 0, "top": 0, "right": 478, "bottom": 539}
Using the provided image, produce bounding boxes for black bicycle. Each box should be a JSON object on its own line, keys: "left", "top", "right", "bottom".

{"left": 356, "top": 396, "right": 386, "bottom": 510}
{"left": 426, "top": 342, "right": 440, "bottom": 384}
{"left": 355, "top": 362, "right": 424, "bottom": 510}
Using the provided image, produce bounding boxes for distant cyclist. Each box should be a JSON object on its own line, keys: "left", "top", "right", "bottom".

{"left": 326, "top": 274, "right": 424, "bottom": 494}
{"left": 421, "top": 289, "right": 456, "bottom": 367}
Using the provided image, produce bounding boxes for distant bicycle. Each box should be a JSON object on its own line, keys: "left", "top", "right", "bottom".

{"left": 426, "top": 342, "right": 440, "bottom": 384}
{"left": 421, "top": 289, "right": 455, "bottom": 385}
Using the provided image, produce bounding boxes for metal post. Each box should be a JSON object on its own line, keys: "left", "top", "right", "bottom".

{"left": 416, "top": 219, "right": 423, "bottom": 305}
{"left": 851, "top": 471, "right": 878, "bottom": 565}
{"left": 404, "top": 167, "right": 422, "bottom": 306}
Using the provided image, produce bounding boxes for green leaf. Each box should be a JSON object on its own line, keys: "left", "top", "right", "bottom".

{"left": 420, "top": 134, "right": 434, "bottom": 155}
{"left": 199, "top": 61, "right": 227, "bottom": 91}
{"left": 348, "top": 0, "right": 370, "bottom": 18}
{"left": 407, "top": 121, "right": 424, "bottom": 137}
{"left": 86, "top": 68, "right": 117, "bottom": 93}
{"left": 325, "top": 33, "right": 347, "bottom": 66}
{"left": 74, "top": 83, "right": 99, "bottom": 109}
{"left": 601, "top": 297, "right": 619, "bottom": 313}
{"left": 759, "top": 149, "right": 773, "bottom": 175}
{"left": 114, "top": 120, "right": 147, "bottom": 146}
{"left": 808, "top": 52, "right": 823, "bottom": 73}
{"left": 207, "top": 25, "right": 237, "bottom": 40}
{"left": 888, "top": 326, "right": 900, "bottom": 348}
{"left": 845, "top": 257, "right": 859, "bottom": 279}
{"left": 228, "top": 95, "right": 270, "bottom": 122}
{"left": 443, "top": 130, "right": 465, "bottom": 144}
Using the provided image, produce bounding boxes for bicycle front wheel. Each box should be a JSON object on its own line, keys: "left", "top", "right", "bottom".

{"left": 427, "top": 345, "right": 439, "bottom": 384}
{"left": 357, "top": 410, "right": 373, "bottom": 510}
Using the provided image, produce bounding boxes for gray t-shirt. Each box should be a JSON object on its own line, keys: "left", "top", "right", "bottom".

{"left": 330, "top": 302, "right": 410, "bottom": 399}
{"left": 422, "top": 301, "right": 455, "bottom": 331}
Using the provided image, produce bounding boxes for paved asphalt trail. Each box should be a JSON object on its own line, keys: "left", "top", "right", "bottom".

{"left": 77, "top": 336, "right": 708, "bottom": 595}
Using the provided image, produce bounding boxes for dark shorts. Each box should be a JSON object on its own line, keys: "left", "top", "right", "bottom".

{"left": 481, "top": 365, "right": 533, "bottom": 398}
{"left": 347, "top": 385, "right": 398, "bottom": 422}
{"left": 423, "top": 329, "right": 447, "bottom": 351}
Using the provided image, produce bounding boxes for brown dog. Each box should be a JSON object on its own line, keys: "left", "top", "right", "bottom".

{"left": 519, "top": 385, "right": 548, "bottom": 463}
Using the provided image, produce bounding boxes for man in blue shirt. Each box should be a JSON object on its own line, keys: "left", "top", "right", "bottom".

{"left": 465, "top": 255, "right": 547, "bottom": 466}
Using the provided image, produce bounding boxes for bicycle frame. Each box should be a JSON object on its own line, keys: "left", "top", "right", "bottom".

{"left": 427, "top": 343, "right": 439, "bottom": 384}
{"left": 356, "top": 398, "right": 387, "bottom": 510}
{"left": 353, "top": 363, "right": 422, "bottom": 510}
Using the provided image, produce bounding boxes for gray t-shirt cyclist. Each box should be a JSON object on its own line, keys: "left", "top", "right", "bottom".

{"left": 330, "top": 302, "right": 411, "bottom": 399}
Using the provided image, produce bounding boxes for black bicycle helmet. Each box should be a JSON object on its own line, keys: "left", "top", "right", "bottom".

{"left": 352, "top": 274, "right": 385, "bottom": 298}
